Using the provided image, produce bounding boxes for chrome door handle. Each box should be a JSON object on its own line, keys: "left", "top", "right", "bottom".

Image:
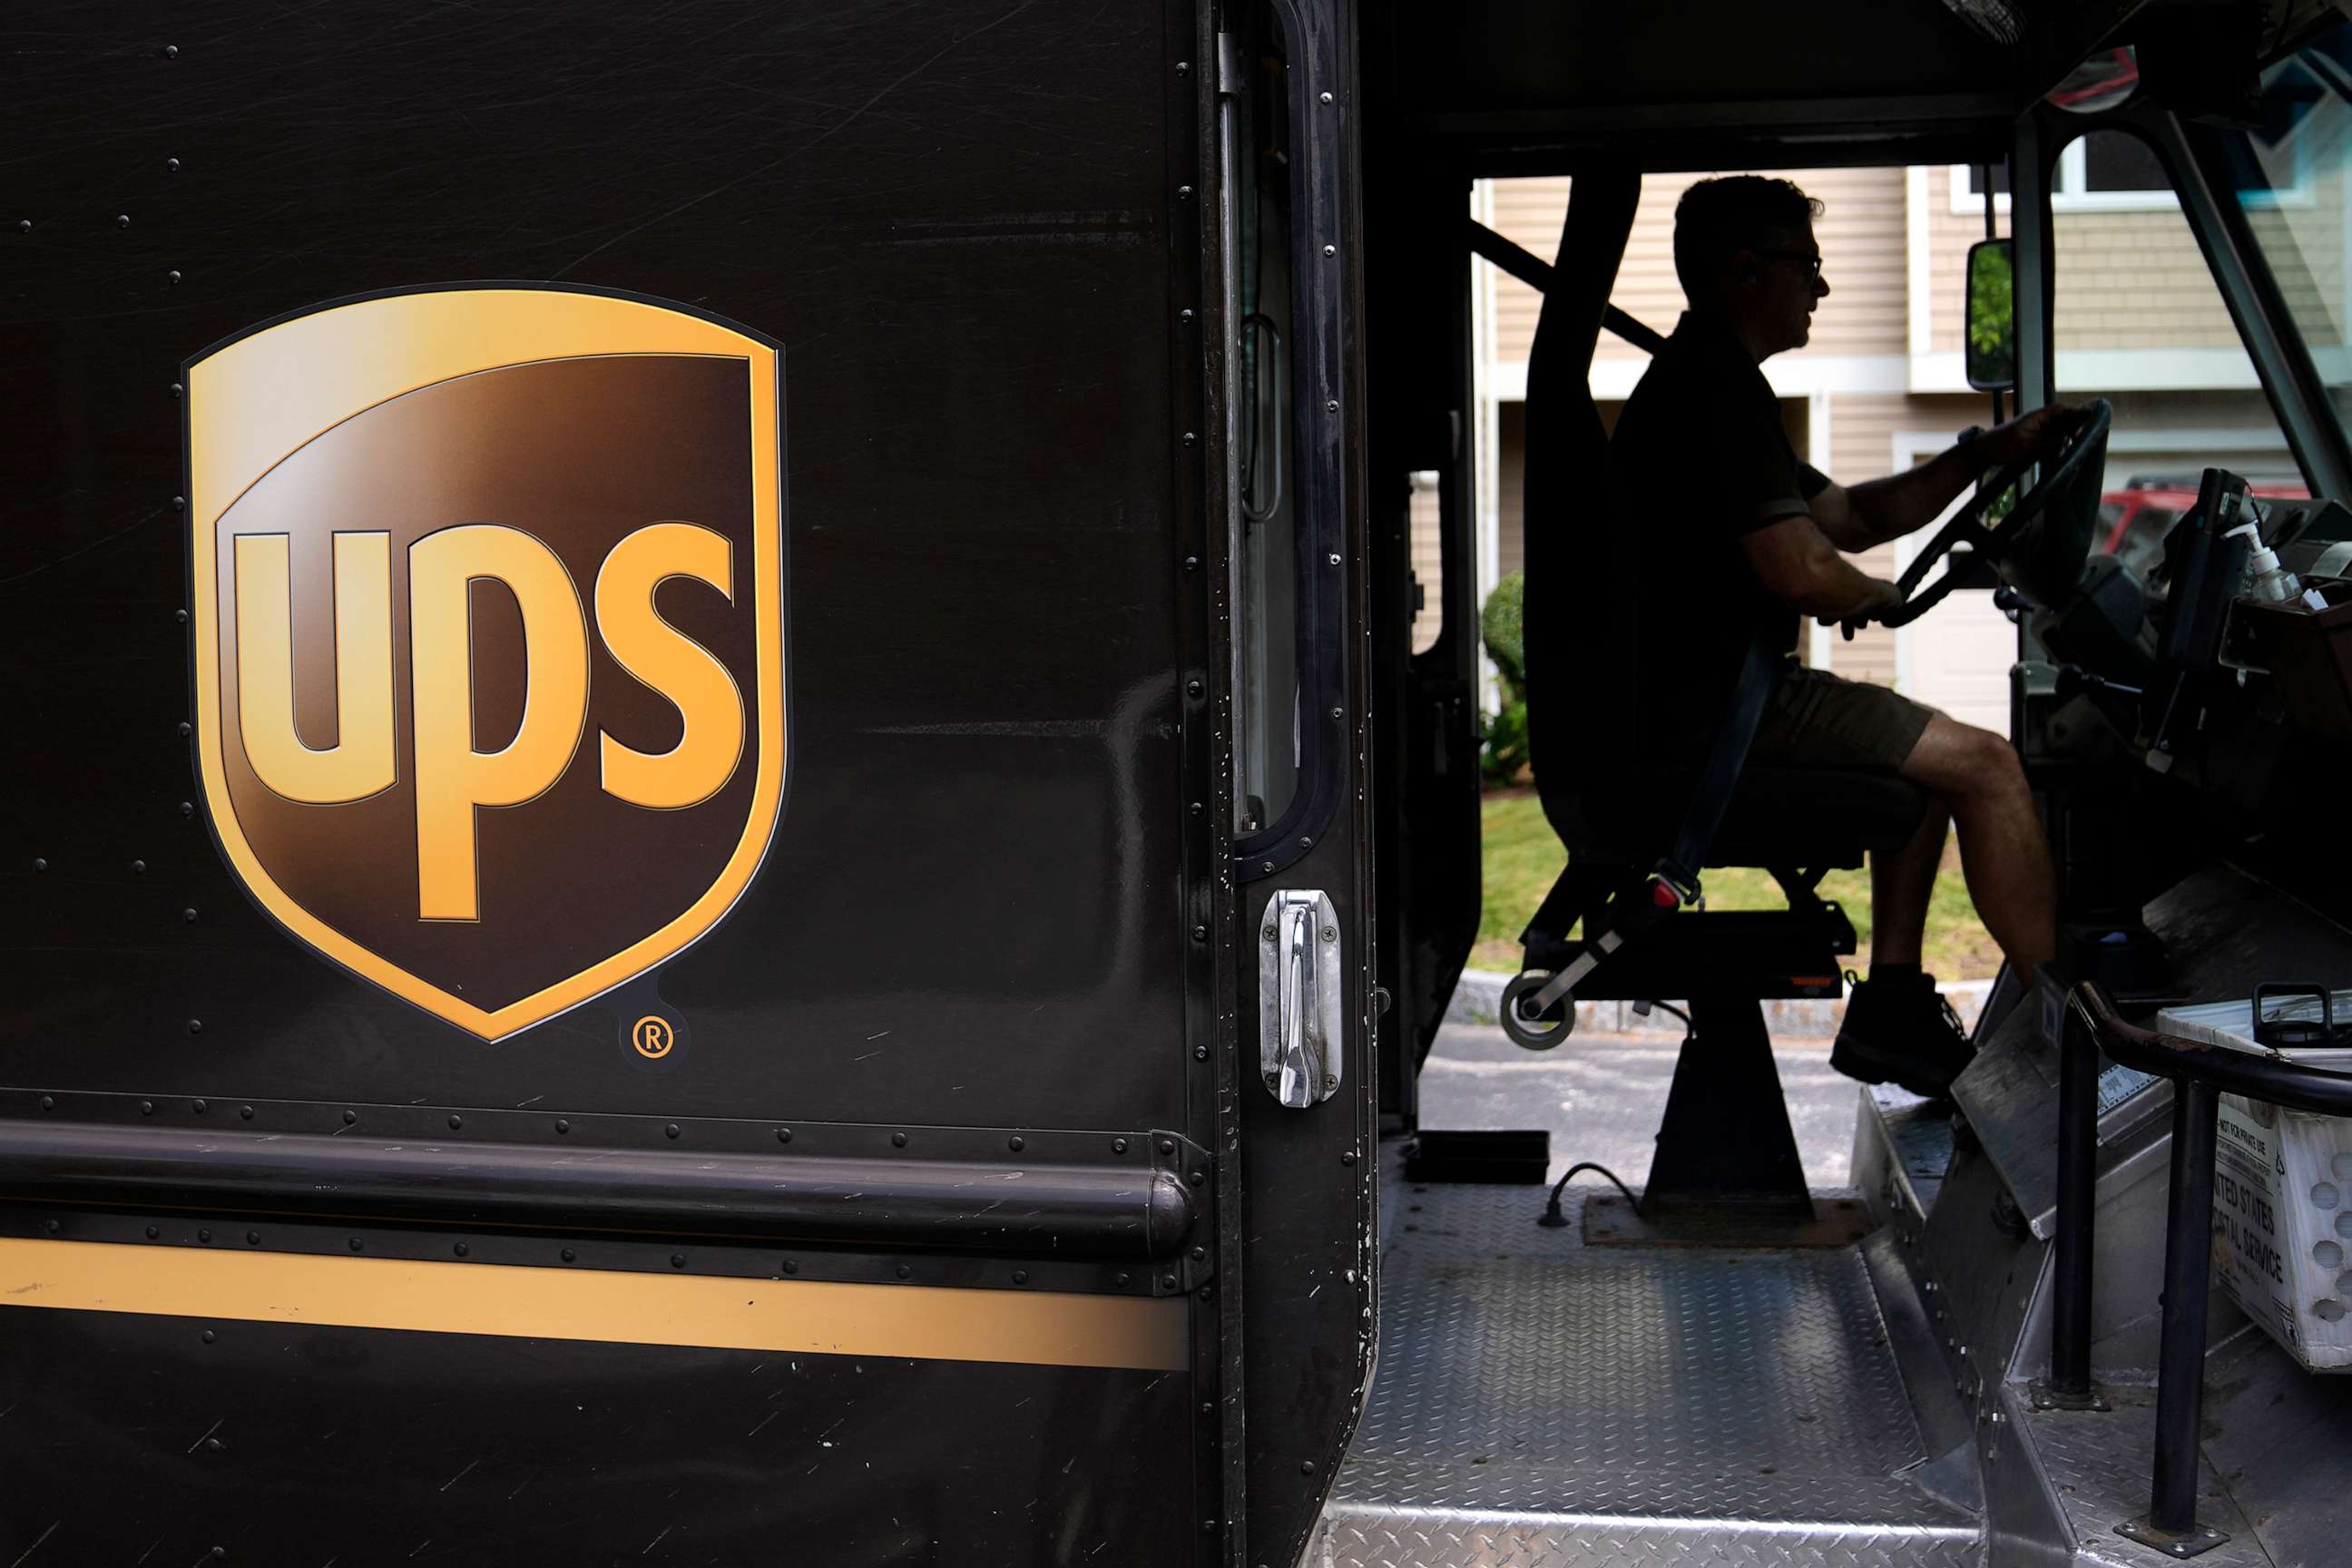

{"left": 1259, "top": 889, "right": 1341, "bottom": 1108}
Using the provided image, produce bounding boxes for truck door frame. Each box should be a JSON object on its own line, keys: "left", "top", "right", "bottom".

{"left": 1199, "top": 0, "right": 1383, "bottom": 1562}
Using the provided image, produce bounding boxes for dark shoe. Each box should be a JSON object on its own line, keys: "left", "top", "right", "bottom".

{"left": 1831, "top": 970, "right": 1973, "bottom": 1099}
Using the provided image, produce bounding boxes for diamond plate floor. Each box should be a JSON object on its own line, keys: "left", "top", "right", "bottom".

{"left": 1318, "top": 1184, "right": 1980, "bottom": 1568}
{"left": 2023, "top": 1398, "right": 2269, "bottom": 1568}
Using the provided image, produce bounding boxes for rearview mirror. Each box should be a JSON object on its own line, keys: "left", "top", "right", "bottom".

{"left": 1965, "top": 238, "right": 2016, "bottom": 392}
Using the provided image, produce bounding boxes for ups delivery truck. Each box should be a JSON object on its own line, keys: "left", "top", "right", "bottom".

{"left": 8, "top": 1, "right": 2352, "bottom": 1564}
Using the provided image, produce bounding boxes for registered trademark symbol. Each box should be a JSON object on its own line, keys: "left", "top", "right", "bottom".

{"left": 632, "top": 1014, "right": 675, "bottom": 1059}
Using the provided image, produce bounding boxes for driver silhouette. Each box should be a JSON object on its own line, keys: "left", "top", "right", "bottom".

{"left": 1611, "top": 176, "right": 2076, "bottom": 1097}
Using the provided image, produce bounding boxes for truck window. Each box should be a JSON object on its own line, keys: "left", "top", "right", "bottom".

{"left": 1232, "top": 3, "right": 1302, "bottom": 837}
{"left": 2209, "top": 20, "right": 2352, "bottom": 446}
{"left": 2051, "top": 125, "right": 2301, "bottom": 511}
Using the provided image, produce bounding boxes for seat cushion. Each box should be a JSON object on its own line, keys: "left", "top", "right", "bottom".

{"left": 1705, "top": 766, "right": 1930, "bottom": 867}
{"left": 1542, "top": 766, "right": 1930, "bottom": 870}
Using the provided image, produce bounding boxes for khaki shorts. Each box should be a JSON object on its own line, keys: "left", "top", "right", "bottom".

{"left": 1748, "top": 664, "right": 1937, "bottom": 774}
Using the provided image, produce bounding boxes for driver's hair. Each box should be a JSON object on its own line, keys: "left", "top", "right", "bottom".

{"left": 1673, "top": 176, "right": 1824, "bottom": 302}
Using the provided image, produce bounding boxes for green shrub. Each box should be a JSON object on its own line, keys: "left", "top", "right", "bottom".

{"left": 1480, "top": 573, "right": 1530, "bottom": 786}
{"left": 1480, "top": 698, "right": 1530, "bottom": 786}
{"left": 1481, "top": 571, "right": 1525, "bottom": 690}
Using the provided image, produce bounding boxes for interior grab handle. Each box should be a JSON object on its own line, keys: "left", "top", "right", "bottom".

{"left": 1241, "top": 312, "right": 1286, "bottom": 523}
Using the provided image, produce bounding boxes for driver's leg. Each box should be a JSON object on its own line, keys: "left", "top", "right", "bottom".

{"left": 1896, "top": 715, "right": 2055, "bottom": 985}
{"left": 1741, "top": 670, "right": 1976, "bottom": 1096}
{"left": 1867, "top": 795, "right": 1949, "bottom": 969}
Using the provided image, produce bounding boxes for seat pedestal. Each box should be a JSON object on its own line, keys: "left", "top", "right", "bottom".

{"left": 1641, "top": 991, "right": 1813, "bottom": 1224}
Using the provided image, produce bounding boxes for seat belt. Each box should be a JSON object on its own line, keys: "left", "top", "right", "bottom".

{"left": 1520, "top": 632, "right": 1784, "bottom": 1016}
{"left": 1657, "top": 632, "right": 1783, "bottom": 898}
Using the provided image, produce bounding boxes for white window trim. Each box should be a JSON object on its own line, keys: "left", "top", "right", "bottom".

{"left": 1908, "top": 345, "right": 2264, "bottom": 396}
{"left": 1471, "top": 179, "right": 1504, "bottom": 716}
{"left": 1808, "top": 393, "right": 1835, "bottom": 670}
{"left": 1906, "top": 165, "right": 1936, "bottom": 359}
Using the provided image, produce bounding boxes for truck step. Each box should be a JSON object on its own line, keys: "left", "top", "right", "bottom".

{"left": 1318, "top": 1181, "right": 1979, "bottom": 1567}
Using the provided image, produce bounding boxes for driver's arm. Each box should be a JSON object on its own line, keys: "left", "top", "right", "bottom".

{"left": 1810, "top": 449, "right": 1980, "bottom": 552}
{"left": 1812, "top": 403, "right": 2083, "bottom": 552}
{"left": 1740, "top": 513, "right": 1902, "bottom": 620}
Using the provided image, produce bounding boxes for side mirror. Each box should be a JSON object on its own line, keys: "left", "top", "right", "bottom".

{"left": 1965, "top": 238, "right": 2016, "bottom": 392}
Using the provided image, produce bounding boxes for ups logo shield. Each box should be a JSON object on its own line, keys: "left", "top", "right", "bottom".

{"left": 186, "top": 286, "right": 787, "bottom": 1041}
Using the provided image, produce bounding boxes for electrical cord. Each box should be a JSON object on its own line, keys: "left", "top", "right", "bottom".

{"left": 1536, "top": 1161, "right": 1637, "bottom": 1228}
{"left": 1534, "top": 1000, "right": 1693, "bottom": 1229}
{"left": 1643, "top": 1000, "right": 1693, "bottom": 1036}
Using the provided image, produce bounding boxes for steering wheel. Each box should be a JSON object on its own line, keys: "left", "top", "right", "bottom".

{"left": 1851, "top": 398, "right": 2113, "bottom": 633}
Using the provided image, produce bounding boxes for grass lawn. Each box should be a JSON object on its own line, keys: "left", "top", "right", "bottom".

{"left": 1475, "top": 788, "right": 2003, "bottom": 980}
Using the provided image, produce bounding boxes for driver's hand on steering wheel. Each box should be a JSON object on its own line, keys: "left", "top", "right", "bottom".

{"left": 1977, "top": 401, "right": 2084, "bottom": 469}
{"left": 1818, "top": 578, "right": 1904, "bottom": 640}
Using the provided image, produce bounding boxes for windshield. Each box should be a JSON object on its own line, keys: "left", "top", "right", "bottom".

{"left": 2216, "top": 21, "right": 2352, "bottom": 450}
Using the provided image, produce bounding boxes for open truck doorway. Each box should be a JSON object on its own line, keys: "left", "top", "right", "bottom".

{"left": 1351, "top": 3, "right": 2352, "bottom": 1566}
{"left": 10, "top": 2, "right": 2352, "bottom": 1566}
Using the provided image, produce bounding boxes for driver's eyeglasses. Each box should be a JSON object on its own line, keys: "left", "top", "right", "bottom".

{"left": 1754, "top": 249, "right": 1825, "bottom": 281}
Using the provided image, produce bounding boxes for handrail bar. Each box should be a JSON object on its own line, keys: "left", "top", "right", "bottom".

{"left": 2056, "top": 979, "right": 2352, "bottom": 1556}
{"left": 1463, "top": 217, "right": 1670, "bottom": 357}
{"left": 2072, "top": 981, "right": 2352, "bottom": 1117}
{"left": 0, "top": 1120, "right": 1199, "bottom": 1259}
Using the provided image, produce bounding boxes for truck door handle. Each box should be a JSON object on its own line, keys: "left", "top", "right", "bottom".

{"left": 1259, "top": 889, "right": 1342, "bottom": 1107}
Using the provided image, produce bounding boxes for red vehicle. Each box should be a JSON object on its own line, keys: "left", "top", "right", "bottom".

{"left": 2099, "top": 474, "right": 2308, "bottom": 574}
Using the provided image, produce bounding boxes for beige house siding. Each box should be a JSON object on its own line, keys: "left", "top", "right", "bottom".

{"left": 1487, "top": 167, "right": 1909, "bottom": 370}
{"left": 2054, "top": 208, "right": 2241, "bottom": 351}
{"left": 1496, "top": 401, "right": 1527, "bottom": 581}
{"left": 1407, "top": 471, "right": 1444, "bottom": 655}
{"left": 1924, "top": 152, "right": 2341, "bottom": 358}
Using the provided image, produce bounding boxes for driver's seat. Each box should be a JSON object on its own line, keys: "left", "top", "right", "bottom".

{"left": 1523, "top": 167, "right": 1929, "bottom": 882}
{"left": 1514, "top": 165, "right": 1933, "bottom": 1226}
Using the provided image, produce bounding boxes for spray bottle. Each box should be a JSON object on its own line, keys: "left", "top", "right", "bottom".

{"left": 2225, "top": 510, "right": 2328, "bottom": 611}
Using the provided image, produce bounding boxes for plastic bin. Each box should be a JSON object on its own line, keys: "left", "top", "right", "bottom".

{"left": 2158, "top": 991, "right": 2352, "bottom": 1372}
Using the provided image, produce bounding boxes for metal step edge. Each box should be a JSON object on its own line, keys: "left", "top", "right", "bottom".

{"left": 1858, "top": 1083, "right": 1954, "bottom": 1234}
{"left": 1318, "top": 1501, "right": 1981, "bottom": 1568}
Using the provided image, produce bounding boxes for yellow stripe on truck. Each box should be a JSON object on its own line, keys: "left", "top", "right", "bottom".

{"left": 0, "top": 1239, "right": 1189, "bottom": 1372}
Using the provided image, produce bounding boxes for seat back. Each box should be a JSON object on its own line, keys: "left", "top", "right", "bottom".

{"left": 1516, "top": 171, "right": 1932, "bottom": 887}
{"left": 1523, "top": 165, "right": 1641, "bottom": 857}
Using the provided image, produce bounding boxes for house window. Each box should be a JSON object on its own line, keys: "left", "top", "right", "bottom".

{"left": 1955, "top": 128, "right": 2308, "bottom": 215}
{"left": 1954, "top": 132, "right": 2173, "bottom": 212}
